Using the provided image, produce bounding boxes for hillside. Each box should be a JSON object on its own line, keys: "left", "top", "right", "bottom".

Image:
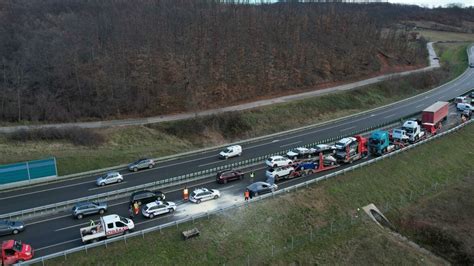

{"left": 0, "top": 1, "right": 429, "bottom": 122}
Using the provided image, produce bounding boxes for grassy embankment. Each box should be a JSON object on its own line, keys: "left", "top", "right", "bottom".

{"left": 44, "top": 120, "right": 474, "bottom": 265}
{"left": 0, "top": 35, "right": 470, "bottom": 176}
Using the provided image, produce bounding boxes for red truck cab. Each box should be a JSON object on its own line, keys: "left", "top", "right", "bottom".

{"left": 1, "top": 240, "right": 34, "bottom": 265}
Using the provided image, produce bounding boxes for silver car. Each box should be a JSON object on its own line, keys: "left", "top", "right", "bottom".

{"left": 189, "top": 188, "right": 220, "bottom": 204}
{"left": 0, "top": 220, "right": 25, "bottom": 236}
{"left": 128, "top": 158, "right": 155, "bottom": 172}
{"left": 96, "top": 172, "right": 123, "bottom": 186}
{"left": 72, "top": 202, "right": 108, "bottom": 219}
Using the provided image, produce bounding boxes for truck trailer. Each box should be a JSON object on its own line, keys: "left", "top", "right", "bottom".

{"left": 421, "top": 101, "right": 448, "bottom": 134}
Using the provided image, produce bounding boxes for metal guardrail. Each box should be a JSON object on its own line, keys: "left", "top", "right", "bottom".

{"left": 0, "top": 116, "right": 401, "bottom": 221}
{"left": 21, "top": 119, "right": 473, "bottom": 266}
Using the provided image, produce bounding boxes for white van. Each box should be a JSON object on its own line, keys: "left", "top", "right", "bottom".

{"left": 219, "top": 145, "right": 242, "bottom": 159}
{"left": 456, "top": 103, "right": 474, "bottom": 112}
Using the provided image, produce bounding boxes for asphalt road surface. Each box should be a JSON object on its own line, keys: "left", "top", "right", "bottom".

{"left": 0, "top": 53, "right": 473, "bottom": 214}
{"left": 0, "top": 106, "right": 465, "bottom": 258}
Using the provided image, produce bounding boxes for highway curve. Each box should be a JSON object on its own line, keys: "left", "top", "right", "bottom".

{"left": 0, "top": 45, "right": 473, "bottom": 260}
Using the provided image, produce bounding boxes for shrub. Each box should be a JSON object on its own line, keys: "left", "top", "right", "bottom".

{"left": 9, "top": 127, "right": 105, "bottom": 147}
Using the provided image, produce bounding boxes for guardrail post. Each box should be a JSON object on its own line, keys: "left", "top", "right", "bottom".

{"left": 64, "top": 251, "right": 67, "bottom": 261}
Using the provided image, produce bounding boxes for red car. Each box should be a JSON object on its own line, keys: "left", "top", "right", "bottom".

{"left": 1, "top": 240, "right": 33, "bottom": 265}
{"left": 216, "top": 170, "right": 244, "bottom": 184}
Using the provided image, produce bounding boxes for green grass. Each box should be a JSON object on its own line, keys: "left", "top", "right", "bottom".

{"left": 44, "top": 119, "right": 474, "bottom": 265}
{"left": 0, "top": 42, "right": 468, "bottom": 176}
{"left": 419, "top": 29, "right": 474, "bottom": 42}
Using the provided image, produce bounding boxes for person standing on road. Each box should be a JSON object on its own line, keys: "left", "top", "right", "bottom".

{"left": 129, "top": 205, "right": 134, "bottom": 219}
{"left": 183, "top": 186, "right": 189, "bottom": 201}
{"left": 244, "top": 189, "right": 250, "bottom": 201}
{"left": 89, "top": 219, "right": 95, "bottom": 227}
{"left": 250, "top": 172, "right": 255, "bottom": 183}
{"left": 133, "top": 201, "right": 140, "bottom": 216}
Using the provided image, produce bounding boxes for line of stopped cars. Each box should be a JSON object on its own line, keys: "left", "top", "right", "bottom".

{"left": 6, "top": 98, "right": 470, "bottom": 263}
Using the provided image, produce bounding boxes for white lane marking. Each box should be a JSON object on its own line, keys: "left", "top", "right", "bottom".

{"left": 55, "top": 222, "right": 90, "bottom": 232}
{"left": 246, "top": 141, "right": 278, "bottom": 150}
{"left": 152, "top": 154, "right": 220, "bottom": 169}
{"left": 385, "top": 113, "right": 396, "bottom": 118}
{"left": 279, "top": 141, "right": 302, "bottom": 148}
{"left": 271, "top": 139, "right": 280, "bottom": 143}
{"left": 27, "top": 214, "right": 72, "bottom": 225}
{"left": 88, "top": 181, "right": 128, "bottom": 191}
{"left": 35, "top": 238, "right": 81, "bottom": 251}
{"left": 340, "top": 126, "right": 356, "bottom": 132}
{"left": 415, "top": 104, "right": 424, "bottom": 109}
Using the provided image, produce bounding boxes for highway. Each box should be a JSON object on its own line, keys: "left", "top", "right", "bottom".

{"left": 1, "top": 47, "right": 473, "bottom": 214}
{"left": 0, "top": 106, "right": 465, "bottom": 258}
{"left": 0, "top": 45, "right": 473, "bottom": 259}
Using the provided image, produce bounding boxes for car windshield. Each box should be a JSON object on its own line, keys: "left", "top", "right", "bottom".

{"left": 191, "top": 192, "right": 197, "bottom": 197}
{"left": 223, "top": 148, "right": 231, "bottom": 153}
{"left": 335, "top": 141, "right": 346, "bottom": 147}
{"left": 13, "top": 241, "right": 23, "bottom": 252}
{"left": 120, "top": 217, "right": 129, "bottom": 224}
{"left": 405, "top": 128, "right": 414, "bottom": 134}
{"left": 369, "top": 138, "right": 379, "bottom": 145}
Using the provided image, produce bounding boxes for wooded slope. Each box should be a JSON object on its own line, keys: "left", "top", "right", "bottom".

{"left": 0, "top": 1, "right": 430, "bottom": 122}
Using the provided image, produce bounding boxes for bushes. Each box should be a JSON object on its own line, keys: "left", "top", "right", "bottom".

{"left": 154, "top": 112, "right": 251, "bottom": 140}
{"left": 9, "top": 127, "right": 105, "bottom": 147}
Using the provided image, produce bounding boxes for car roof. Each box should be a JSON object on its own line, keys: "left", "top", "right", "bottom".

{"left": 316, "top": 144, "right": 332, "bottom": 149}
{"left": 227, "top": 145, "right": 241, "bottom": 149}
{"left": 74, "top": 202, "right": 96, "bottom": 207}
{"left": 146, "top": 201, "right": 166, "bottom": 207}
{"left": 268, "top": 155, "right": 285, "bottom": 160}
{"left": 131, "top": 190, "right": 153, "bottom": 196}
{"left": 106, "top": 171, "right": 120, "bottom": 175}
{"left": 102, "top": 215, "right": 122, "bottom": 224}
{"left": 192, "top": 188, "right": 210, "bottom": 193}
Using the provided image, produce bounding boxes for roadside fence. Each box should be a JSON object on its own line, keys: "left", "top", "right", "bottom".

{"left": 21, "top": 119, "right": 472, "bottom": 265}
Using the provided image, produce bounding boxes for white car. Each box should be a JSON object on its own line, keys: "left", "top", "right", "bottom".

{"left": 189, "top": 188, "right": 220, "bottom": 204}
{"left": 219, "top": 145, "right": 242, "bottom": 159}
{"left": 95, "top": 172, "right": 123, "bottom": 186}
{"left": 265, "top": 165, "right": 295, "bottom": 181}
{"left": 286, "top": 147, "right": 315, "bottom": 160}
{"left": 457, "top": 103, "right": 474, "bottom": 112}
{"left": 141, "top": 201, "right": 177, "bottom": 218}
{"left": 265, "top": 156, "right": 293, "bottom": 168}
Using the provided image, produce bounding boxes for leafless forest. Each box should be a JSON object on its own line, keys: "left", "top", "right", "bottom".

{"left": 0, "top": 0, "right": 470, "bottom": 122}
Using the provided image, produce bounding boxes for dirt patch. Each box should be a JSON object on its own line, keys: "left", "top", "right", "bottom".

{"left": 395, "top": 174, "right": 474, "bottom": 264}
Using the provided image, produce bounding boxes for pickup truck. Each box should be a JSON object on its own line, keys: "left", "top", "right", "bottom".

{"left": 80, "top": 214, "right": 134, "bottom": 244}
